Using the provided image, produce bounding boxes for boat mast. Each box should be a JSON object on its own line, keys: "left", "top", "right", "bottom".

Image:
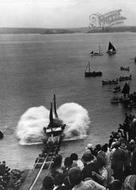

{"left": 98, "top": 43, "right": 101, "bottom": 54}
{"left": 47, "top": 102, "right": 53, "bottom": 133}
{"left": 49, "top": 102, "right": 53, "bottom": 124}
{"left": 53, "top": 94, "right": 58, "bottom": 118}
{"left": 88, "top": 61, "right": 91, "bottom": 72}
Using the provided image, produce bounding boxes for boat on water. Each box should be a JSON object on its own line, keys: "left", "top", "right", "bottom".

{"left": 119, "top": 75, "right": 132, "bottom": 82}
{"left": 90, "top": 45, "right": 103, "bottom": 57}
{"left": 119, "top": 96, "right": 130, "bottom": 106}
{"left": 43, "top": 94, "right": 66, "bottom": 141}
{"left": 0, "top": 131, "right": 3, "bottom": 139}
{"left": 34, "top": 95, "right": 65, "bottom": 166}
{"left": 102, "top": 79, "right": 118, "bottom": 85}
{"left": 111, "top": 96, "right": 120, "bottom": 104}
{"left": 107, "top": 41, "right": 116, "bottom": 55}
{"left": 34, "top": 95, "right": 66, "bottom": 169}
{"left": 127, "top": 102, "right": 136, "bottom": 108}
{"left": 113, "top": 85, "right": 121, "bottom": 93}
{"left": 120, "top": 66, "right": 130, "bottom": 71}
{"left": 84, "top": 61, "right": 102, "bottom": 77}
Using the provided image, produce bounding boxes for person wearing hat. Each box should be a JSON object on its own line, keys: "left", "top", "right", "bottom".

{"left": 85, "top": 144, "right": 94, "bottom": 154}
{"left": 81, "top": 151, "right": 98, "bottom": 181}
{"left": 53, "top": 172, "right": 66, "bottom": 190}
{"left": 70, "top": 153, "right": 84, "bottom": 170}
{"left": 68, "top": 167, "right": 106, "bottom": 190}
{"left": 129, "top": 119, "right": 136, "bottom": 140}
{"left": 86, "top": 144, "right": 93, "bottom": 150}
{"left": 91, "top": 156, "right": 114, "bottom": 188}
{"left": 128, "top": 139, "right": 136, "bottom": 153}
{"left": 120, "top": 142, "right": 131, "bottom": 177}
{"left": 111, "top": 141, "right": 125, "bottom": 181}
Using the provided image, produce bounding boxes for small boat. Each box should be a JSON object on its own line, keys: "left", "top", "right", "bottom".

{"left": 127, "top": 102, "right": 136, "bottom": 108}
{"left": 113, "top": 85, "right": 121, "bottom": 93}
{"left": 0, "top": 131, "right": 4, "bottom": 139}
{"left": 84, "top": 61, "right": 102, "bottom": 77}
{"left": 120, "top": 66, "right": 130, "bottom": 71}
{"left": 119, "top": 75, "right": 132, "bottom": 82}
{"left": 111, "top": 96, "right": 120, "bottom": 104}
{"left": 90, "top": 45, "right": 103, "bottom": 57}
{"left": 102, "top": 79, "right": 118, "bottom": 85}
{"left": 107, "top": 41, "right": 116, "bottom": 55}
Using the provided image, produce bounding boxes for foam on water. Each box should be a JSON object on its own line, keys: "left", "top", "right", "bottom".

{"left": 16, "top": 106, "right": 49, "bottom": 145}
{"left": 57, "top": 103, "right": 90, "bottom": 140}
{"left": 16, "top": 103, "right": 91, "bottom": 145}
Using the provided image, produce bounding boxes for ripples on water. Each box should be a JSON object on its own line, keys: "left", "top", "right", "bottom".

{"left": 0, "top": 33, "right": 136, "bottom": 169}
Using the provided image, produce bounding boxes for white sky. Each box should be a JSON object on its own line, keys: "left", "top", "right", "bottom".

{"left": 0, "top": 0, "right": 136, "bottom": 28}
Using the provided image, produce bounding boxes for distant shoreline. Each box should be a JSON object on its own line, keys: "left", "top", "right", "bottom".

{"left": 1, "top": 26, "right": 136, "bottom": 34}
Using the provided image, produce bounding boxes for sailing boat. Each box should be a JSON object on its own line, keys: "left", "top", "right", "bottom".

{"left": 90, "top": 45, "right": 103, "bottom": 56}
{"left": 0, "top": 131, "right": 4, "bottom": 139}
{"left": 44, "top": 94, "right": 66, "bottom": 137}
{"left": 107, "top": 41, "right": 116, "bottom": 55}
{"left": 84, "top": 61, "right": 102, "bottom": 77}
{"left": 134, "top": 57, "right": 136, "bottom": 63}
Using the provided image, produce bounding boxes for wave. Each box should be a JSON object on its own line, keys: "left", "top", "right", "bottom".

{"left": 16, "top": 103, "right": 91, "bottom": 145}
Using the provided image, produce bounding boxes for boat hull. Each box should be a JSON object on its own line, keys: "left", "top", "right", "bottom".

{"left": 107, "top": 51, "right": 116, "bottom": 55}
{"left": 102, "top": 80, "right": 118, "bottom": 85}
{"left": 120, "top": 66, "right": 129, "bottom": 71}
{"left": 90, "top": 52, "right": 103, "bottom": 56}
{"left": 85, "top": 71, "right": 102, "bottom": 77}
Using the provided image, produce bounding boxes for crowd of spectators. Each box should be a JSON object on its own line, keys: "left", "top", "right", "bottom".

{"left": 1, "top": 112, "right": 136, "bottom": 190}
{"left": 41, "top": 112, "right": 136, "bottom": 190}
{"left": 0, "top": 161, "right": 27, "bottom": 190}
{"left": 0, "top": 161, "right": 10, "bottom": 190}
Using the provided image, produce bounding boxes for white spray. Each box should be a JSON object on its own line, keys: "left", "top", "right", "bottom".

{"left": 16, "top": 103, "right": 91, "bottom": 145}
{"left": 57, "top": 103, "right": 90, "bottom": 140}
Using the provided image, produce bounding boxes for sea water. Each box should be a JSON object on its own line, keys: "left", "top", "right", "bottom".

{"left": 0, "top": 32, "right": 136, "bottom": 169}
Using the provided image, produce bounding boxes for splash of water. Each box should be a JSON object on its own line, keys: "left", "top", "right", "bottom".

{"left": 16, "top": 103, "right": 91, "bottom": 145}
{"left": 57, "top": 103, "right": 90, "bottom": 140}
{"left": 16, "top": 106, "right": 49, "bottom": 145}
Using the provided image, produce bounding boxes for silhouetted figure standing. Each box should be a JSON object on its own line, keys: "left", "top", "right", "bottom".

{"left": 111, "top": 141, "right": 125, "bottom": 181}
{"left": 122, "top": 83, "right": 130, "bottom": 98}
{"left": 129, "top": 118, "right": 136, "bottom": 140}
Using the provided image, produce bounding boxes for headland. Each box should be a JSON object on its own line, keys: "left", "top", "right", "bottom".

{"left": 1, "top": 26, "right": 136, "bottom": 34}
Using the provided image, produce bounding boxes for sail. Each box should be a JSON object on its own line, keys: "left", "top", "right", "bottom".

{"left": 108, "top": 42, "right": 116, "bottom": 51}
{"left": 107, "top": 41, "right": 116, "bottom": 55}
{"left": 98, "top": 45, "right": 101, "bottom": 54}
{"left": 49, "top": 102, "right": 53, "bottom": 124}
{"left": 85, "top": 61, "right": 91, "bottom": 73}
{"left": 53, "top": 94, "right": 58, "bottom": 118}
{"left": 122, "top": 83, "right": 130, "bottom": 95}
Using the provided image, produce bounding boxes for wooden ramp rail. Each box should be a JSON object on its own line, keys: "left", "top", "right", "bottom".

{"left": 19, "top": 137, "right": 64, "bottom": 190}
{"left": 19, "top": 151, "right": 56, "bottom": 190}
{"left": 29, "top": 155, "right": 53, "bottom": 190}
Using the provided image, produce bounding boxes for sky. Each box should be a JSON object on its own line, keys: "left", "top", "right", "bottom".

{"left": 0, "top": 0, "right": 136, "bottom": 28}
